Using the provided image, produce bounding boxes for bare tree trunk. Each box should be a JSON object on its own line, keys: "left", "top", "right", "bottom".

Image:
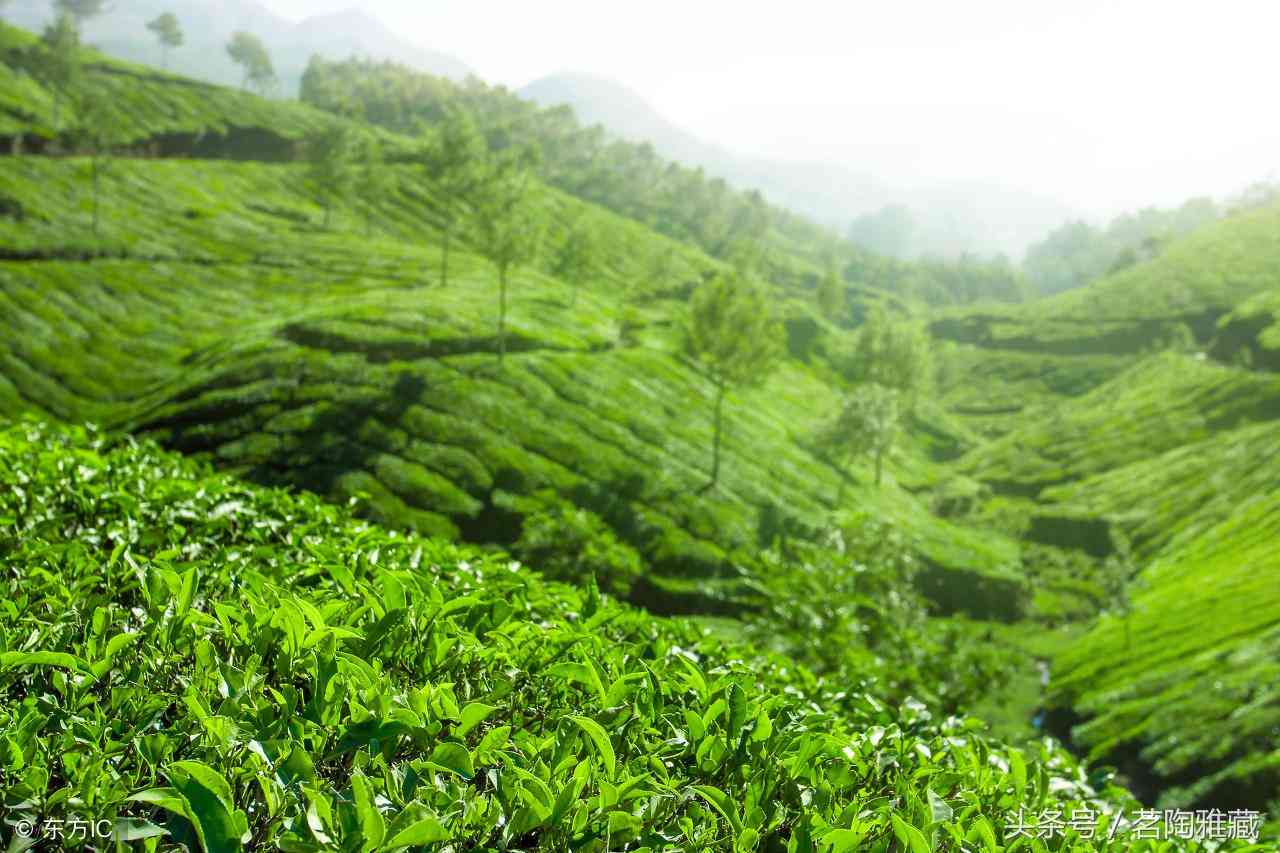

{"left": 701, "top": 381, "right": 726, "bottom": 492}
{"left": 441, "top": 225, "right": 451, "bottom": 287}
{"left": 91, "top": 157, "right": 100, "bottom": 234}
{"left": 497, "top": 264, "right": 508, "bottom": 368}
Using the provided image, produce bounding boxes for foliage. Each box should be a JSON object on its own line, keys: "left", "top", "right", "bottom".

{"left": 226, "top": 30, "right": 274, "bottom": 95}
{"left": 38, "top": 13, "right": 80, "bottom": 130}
{"left": 553, "top": 215, "right": 602, "bottom": 306}
{"left": 822, "top": 384, "right": 901, "bottom": 488}
{"left": 358, "top": 136, "right": 394, "bottom": 238}
{"left": 0, "top": 418, "right": 1186, "bottom": 852}
{"left": 145, "top": 12, "right": 183, "bottom": 69}
{"left": 419, "top": 106, "right": 489, "bottom": 287}
{"left": 842, "top": 304, "right": 933, "bottom": 400}
{"left": 472, "top": 154, "right": 544, "bottom": 367}
{"left": 685, "top": 272, "right": 784, "bottom": 488}
{"left": 503, "top": 490, "right": 645, "bottom": 596}
{"left": 1023, "top": 197, "right": 1220, "bottom": 296}
{"left": 305, "top": 122, "right": 355, "bottom": 229}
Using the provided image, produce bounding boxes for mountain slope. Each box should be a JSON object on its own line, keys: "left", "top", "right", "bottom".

{"left": 519, "top": 72, "right": 1077, "bottom": 258}
{"left": 5, "top": 0, "right": 471, "bottom": 92}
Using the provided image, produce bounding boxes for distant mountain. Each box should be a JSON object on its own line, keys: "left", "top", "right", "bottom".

{"left": 7, "top": 0, "right": 471, "bottom": 92}
{"left": 520, "top": 72, "right": 1077, "bottom": 260}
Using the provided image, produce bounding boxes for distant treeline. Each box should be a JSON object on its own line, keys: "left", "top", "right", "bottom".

{"left": 1022, "top": 197, "right": 1222, "bottom": 295}
{"left": 299, "top": 56, "right": 1036, "bottom": 309}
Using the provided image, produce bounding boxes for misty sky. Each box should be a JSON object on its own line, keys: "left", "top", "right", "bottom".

{"left": 259, "top": 0, "right": 1279, "bottom": 217}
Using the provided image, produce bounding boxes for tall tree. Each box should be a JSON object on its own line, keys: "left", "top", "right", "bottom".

{"left": 74, "top": 97, "right": 126, "bottom": 235}
{"left": 420, "top": 107, "right": 486, "bottom": 288}
{"left": 53, "top": 0, "right": 106, "bottom": 29}
{"left": 145, "top": 12, "right": 183, "bottom": 70}
{"left": 843, "top": 304, "right": 932, "bottom": 401}
{"left": 830, "top": 305, "right": 932, "bottom": 487}
{"left": 684, "top": 272, "right": 783, "bottom": 490}
{"left": 473, "top": 155, "right": 542, "bottom": 368}
{"left": 358, "top": 136, "right": 393, "bottom": 238}
{"left": 817, "top": 264, "right": 845, "bottom": 321}
{"left": 305, "top": 122, "right": 353, "bottom": 230}
{"left": 823, "top": 384, "right": 900, "bottom": 492}
{"left": 226, "top": 31, "right": 274, "bottom": 95}
{"left": 552, "top": 216, "right": 601, "bottom": 307}
{"left": 40, "top": 14, "right": 81, "bottom": 132}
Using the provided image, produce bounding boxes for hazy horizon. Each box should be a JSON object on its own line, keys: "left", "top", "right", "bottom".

{"left": 246, "top": 1, "right": 1277, "bottom": 219}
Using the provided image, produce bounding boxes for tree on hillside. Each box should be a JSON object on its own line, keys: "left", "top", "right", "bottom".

{"left": 226, "top": 31, "right": 275, "bottom": 95}
{"left": 685, "top": 272, "right": 783, "bottom": 491}
{"left": 305, "top": 122, "right": 353, "bottom": 230}
{"left": 420, "top": 107, "right": 487, "bottom": 288}
{"left": 40, "top": 14, "right": 81, "bottom": 132}
{"left": 817, "top": 263, "right": 846, "bottom": 321}
{"left": 359, "top": 136, "right": 393, "bottom": 238}
{"left": 822, "top": 384, "right": 900, "bottom": 494}
{"left": 553, "top": 216, "right": 602, "bottom": 307}
{"left": 843, "top": 304, "right": 932, "bottom": 398}
{"left": 145, "top": 12, "right": 183, "bottom": 70}
{"left": 74, "top": 97, "right": 126, "bottom": 235}
{"left": 828, "top": 305, "right": 932, "bottom": 487}
{"left": 473, "top": 153, "right": 543, "bottom": 368}
{"left": 53, "top": 0, "right": 106, "bottom": 29}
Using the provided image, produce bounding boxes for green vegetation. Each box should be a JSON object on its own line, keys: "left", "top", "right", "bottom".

{"left": 145, "top": 12, "right": 184, "bottom": 71}
{"left": 2, "top": 17, "right": 1280, "bottom": 842}
{"left": 226, "top": 31, "right": 275, "bottom": 95}
{"left": 1, "top": 418, "right": 1195, "bottom": 852}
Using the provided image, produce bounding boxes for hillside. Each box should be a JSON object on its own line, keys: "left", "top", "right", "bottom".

{"left": 3, "top": 17, "right": 1280, "bottom": 838}
{"left": 928, "top": 207, "right": 1280, "bottom": 809}
{"left": 0, "top": 418, "right": 1174, "bottom": 851}
{"left": 0, "top": 22, "right": 1026, "bottom": 626}
{"left": 4, "top": 0, "right": 471, "bottom": 92}
{"left": 519, "top": 72, "right": 1077, "bottom": 260}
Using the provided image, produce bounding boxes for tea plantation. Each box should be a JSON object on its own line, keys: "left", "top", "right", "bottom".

{"left": 3, "top": 15, "right": 1280, "bottom": 848}
{"left": 1, "top": 418, "right": 1264, "bottom": 851}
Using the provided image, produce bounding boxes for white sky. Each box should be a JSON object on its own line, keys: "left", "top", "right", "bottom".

{"left": 260, "top": 0, "right": 1280, "bottom": 216}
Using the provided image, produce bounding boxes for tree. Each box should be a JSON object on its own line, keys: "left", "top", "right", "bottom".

{"left": 843, "top": 304, "right": 931, "bottom": 402}
{"left": 473, "top": 155, "right": 542, "bottom": 368}
{"left": 817, "top": 264, "right": 845, "bottom": 321}
{"left": 226, "top": 31, "right": 274, "bottom": 95}
{"left": 53, "top": 0, "right": 106, "bottom": 29}
{"left": 684, "top": 272, "right": 783, "bottom": 490}
{"left": 553, "top": 216, "right": 601, "bottom": 307}
{"left": 145, "top": 12, "right": 183, "bottom": 70}
{"left": 823, "top": 384, "right": 900, "bottom": 492}
{"left": 420, "top": 107, "right": 487, "bottom": 288}
{"left": 358, "top": 136, "right": 393, "bottom": 238}
{"left": 305, "top": 122, "right": 353, "bottom": 230}
{"left": 74, "top": 97, "right": 126, "bottom": 235}
{"left": 40, "top": 14, "right": 81, "bottom": 132}
{"left": 832, "top": 305, "right": 932, "bottom": 487}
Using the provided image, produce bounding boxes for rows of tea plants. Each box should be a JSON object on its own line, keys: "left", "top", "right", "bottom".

{"left": 3, "top": 417, "right": 1236, "bottom": 851}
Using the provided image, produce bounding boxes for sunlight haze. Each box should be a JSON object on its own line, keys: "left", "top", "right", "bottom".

{"left": 255, "top": 0, "right": 1280, "bottom": 217}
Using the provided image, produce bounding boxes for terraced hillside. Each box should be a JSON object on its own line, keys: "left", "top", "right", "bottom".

{"left": 0, "top": 31, "right": 1023, "bottom": 620}
{"left": 5, "top": 16, "right": 1280, "bottom": 827}
{"left": 1, "top": 418, "right": 1181, "bottom": 851}
{"left": 928, "top": 215, "right": 1280, "bottom": 810}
